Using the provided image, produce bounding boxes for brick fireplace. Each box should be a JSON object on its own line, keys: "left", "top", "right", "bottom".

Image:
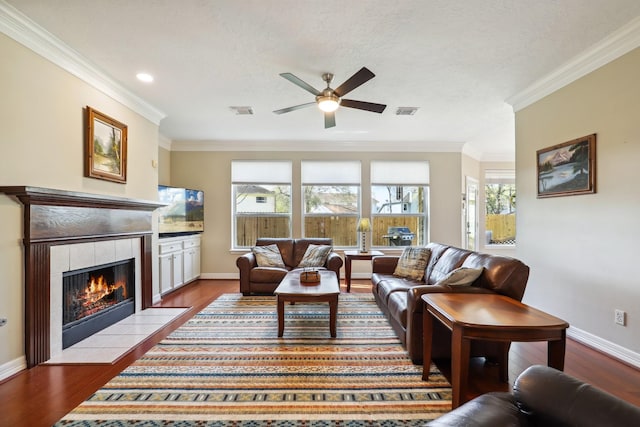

{"left": 0, "top": 186, "right": 162, "bottom": 367}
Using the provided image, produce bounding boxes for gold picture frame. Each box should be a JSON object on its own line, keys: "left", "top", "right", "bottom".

{"left": 537, "top": 134, "right": 596, "bottom": 198}
{"left": 85, "top": 106, "right": 127, "bottom": 183}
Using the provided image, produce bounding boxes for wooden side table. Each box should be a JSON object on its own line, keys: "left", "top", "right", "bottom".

{"left": 343, "top": 250, "right": 384, "bottom": 292}
{"left": 421, "top": 293, "right": 569, "bottom": 408}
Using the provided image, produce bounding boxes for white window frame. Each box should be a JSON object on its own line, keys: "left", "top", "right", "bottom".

{"left": 301, "top": 160, "right": 361, "bottom": 248}
{"left": 371, "top": 161, "right": 430, "bottom": 248}
{"left": 484, "top": 169, "right": 516, "bottom": 247}
{"left": 231, "top": 160, "right": 292, "bottom": 249}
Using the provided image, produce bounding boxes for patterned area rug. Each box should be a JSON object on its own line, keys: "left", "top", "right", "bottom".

{"left": 55, "top": 293, "right": 451, "bottom": 426}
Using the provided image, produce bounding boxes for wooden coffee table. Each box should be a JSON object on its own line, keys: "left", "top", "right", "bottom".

{"left": 274, "top": 270, "right": 340, "bottom": 338}
{"left": 421, "top": 293, "right": 569, "bottom": 408}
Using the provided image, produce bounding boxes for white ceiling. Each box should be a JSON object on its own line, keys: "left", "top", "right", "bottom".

{"left": 5, "top": 0, "right": 640, "bottom": 160}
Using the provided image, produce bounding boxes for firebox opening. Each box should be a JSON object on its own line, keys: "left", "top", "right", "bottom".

{"left": 62, "top": 258, "right": 135, "bottom": 349}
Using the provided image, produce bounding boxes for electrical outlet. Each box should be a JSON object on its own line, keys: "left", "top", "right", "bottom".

{"left": 614, "top": 309, "right": 626, "bottom": 326}
{"left": 0, "top": 318, "right": 7, "bottom": 327}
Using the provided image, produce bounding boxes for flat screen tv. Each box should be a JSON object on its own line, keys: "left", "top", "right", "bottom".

{"left": 157, "top": 185, "right": 204, "bottom": 236}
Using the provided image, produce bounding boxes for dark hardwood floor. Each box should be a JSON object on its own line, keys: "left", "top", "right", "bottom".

{"left": 1, "top": 279, "right": 638, "bottom": 427}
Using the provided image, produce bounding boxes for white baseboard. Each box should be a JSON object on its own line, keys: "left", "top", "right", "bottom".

{"left": 0, "top": 355, "right": 27, "bottom": 382}
{"left": 568, "top": 326, "right": 640, "bottom": 369}
{"left": 199, "top": 272, "right": 237, "bottom": 280}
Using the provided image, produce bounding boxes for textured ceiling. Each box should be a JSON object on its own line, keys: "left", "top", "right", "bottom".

{"left": 6, "top": 0, "right": 640, "bottom": 159}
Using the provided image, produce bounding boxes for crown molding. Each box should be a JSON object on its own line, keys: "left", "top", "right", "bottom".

{"left": 169, "top": 139, "right": 466, "bottom": 153}
{"left": 507, "top": 16, "right": 640, "bottom": 112}
{"left": 0, "top": 1, "right": 166, "bottom": 125}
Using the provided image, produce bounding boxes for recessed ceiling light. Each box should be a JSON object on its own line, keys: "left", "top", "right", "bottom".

{"left": 136, "top": 72, "right": 154, "bottom": 83}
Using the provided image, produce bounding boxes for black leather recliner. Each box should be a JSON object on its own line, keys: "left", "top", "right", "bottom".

{"left": 427, "top": 365, "right": 640, "bottom": 427}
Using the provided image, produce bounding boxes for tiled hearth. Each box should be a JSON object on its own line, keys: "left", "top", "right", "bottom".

{"left": 46, "top": 307, "right": 186, "bottom": 364}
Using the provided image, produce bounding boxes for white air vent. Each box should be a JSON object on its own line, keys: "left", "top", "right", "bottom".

{"left": 395, "top": 107, "right": 419, "bottom": 116}
{"left": 230, "top": 106, "right": 254, "bottom": 115}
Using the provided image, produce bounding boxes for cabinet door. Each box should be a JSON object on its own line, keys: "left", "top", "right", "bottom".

{"left": 159, "top": 253, "right": 174, "bottom": 293}
{"left": 183, "top": 248, "right": 194, "bottom": 283}
{"left": 192, "top": 246, "right": 201, "bottom": 278}
{"left": 172, "top": 252, "right": 184, "bottom": 287}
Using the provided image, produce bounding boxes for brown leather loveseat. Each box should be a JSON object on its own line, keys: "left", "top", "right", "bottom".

{"left": 236, "top": 238, "right": 343, "bottom": 295}
{"left": 372, "top": 242, "right": 529, "bottom": 364}
{"left": 427, "top": 365, "right": 640, "bottom": 427}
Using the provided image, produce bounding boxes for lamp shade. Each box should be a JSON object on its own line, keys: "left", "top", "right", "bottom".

{"left": 357, "top": 218, "right": 371, "bottom": 232}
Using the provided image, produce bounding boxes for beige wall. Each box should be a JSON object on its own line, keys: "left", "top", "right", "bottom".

{"left": 169, "top": 149, "right": 463, "bottom": 277}
{"left": 516, "top": 47, "right": 640, "bottom": 355}
{"left": 0, "top": 35, "right": 160, "bottom": 371}
{"left": 158, "top": 145, "right": 171, "bottom": 185}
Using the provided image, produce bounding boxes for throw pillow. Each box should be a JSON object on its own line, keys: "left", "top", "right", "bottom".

{"left": 393, "top": 247, "right": 431, "bottom": 281}
{"left": 297, "top": 244, "right": 332, "bottom": 268}
{"left": 252, "top": 244, "right": 286, "bottom": 269}
{"left": 435, "top": 267, "right": 484, "bottom": 287}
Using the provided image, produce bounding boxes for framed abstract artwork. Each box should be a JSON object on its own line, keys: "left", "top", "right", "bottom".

{"left": 85, "top": 106, "right": 128, "bottom": 183}
{"left": 537, "top": 134, "right": 596, "bottom": 198}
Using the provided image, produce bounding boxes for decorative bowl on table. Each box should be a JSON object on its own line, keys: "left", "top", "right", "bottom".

{"left": 300, "top": 270, "right": 320, "bottom": 284}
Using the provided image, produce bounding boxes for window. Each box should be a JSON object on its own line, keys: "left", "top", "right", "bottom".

{"left": 301, "top": 161, "right": 360, "bottom": 247}
{"left": 485, "top": 169, "right": 516, "bottom": 245}
{"left": 232, "top": 161, "right": 292, "bottom": 248}
{"left": 371, "top": 161, "right": 429, "bottom": 247}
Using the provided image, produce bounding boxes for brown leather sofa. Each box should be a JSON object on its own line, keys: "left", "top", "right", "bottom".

{"left": 426, "top": 365, "right": 640, "bottom": 427}
{"left": 371, "top": 242, "right": 529, "bottom": 364}
{"left": 236, "top": 238, "right": 343, "bottom": 295}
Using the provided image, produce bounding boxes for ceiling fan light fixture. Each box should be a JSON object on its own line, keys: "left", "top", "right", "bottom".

{"left": 317, "top": 95, "right": 340, "bottom": 112}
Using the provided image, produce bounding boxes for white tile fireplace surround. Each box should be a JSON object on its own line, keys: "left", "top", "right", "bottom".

{"left": 49, "top": 238, "right": 142, "bottom": 359}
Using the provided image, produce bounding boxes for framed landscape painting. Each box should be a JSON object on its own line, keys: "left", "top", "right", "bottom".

{"left": 85, "top": 106, "right": 128, "bottom": 183}
{"left": 537, "top": 134, "right": 596, "bottom": 198}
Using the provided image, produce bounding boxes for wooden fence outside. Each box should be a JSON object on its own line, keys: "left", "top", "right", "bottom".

{"left": 236, "top": 215, "right": 424, "bottom": 247}
{"left": 485, "top": 214, "right": 516, "bottom": 243}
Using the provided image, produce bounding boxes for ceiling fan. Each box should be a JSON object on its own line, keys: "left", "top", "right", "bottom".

{"left": 273, "top": 67, "right": 386, "bottom": 128}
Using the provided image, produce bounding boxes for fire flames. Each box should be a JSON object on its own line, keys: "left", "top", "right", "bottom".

{"left": 84, "top": 275, "right": 127, "bottom": 306}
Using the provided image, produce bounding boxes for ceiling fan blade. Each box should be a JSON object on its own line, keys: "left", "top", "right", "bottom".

{"left": 273, "top": 102, "right": 316, "bottom": 115}
{"left": 324, "top": 111, "right": 336, "bottom": 128}
{"left": 333, "top": 67, "right": 375, "bottom": 97}
{"left": 340, "top": 99, "right": 387, "bottom": 113}
{"left": 279, "top": 73, "right": 321, "bottom": 96}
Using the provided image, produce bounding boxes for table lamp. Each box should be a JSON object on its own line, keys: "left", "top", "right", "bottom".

{"left": 356, "top": 218, "right": 372, "bottom": 253}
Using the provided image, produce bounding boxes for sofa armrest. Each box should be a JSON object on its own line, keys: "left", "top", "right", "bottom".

{"left": 325, "top": 252, "right": 344, "bottom": 281}
{"left": 236, "top": 252, "right": 257, "bottom": 295}
{"left": 514, "top": 365, "right": 640, "bottom": 427}
{"left": 426, "top": 392, "right": 525, "bottom": 426}
{"left": 372, "top": 256, "right": 399, "bottom": 274}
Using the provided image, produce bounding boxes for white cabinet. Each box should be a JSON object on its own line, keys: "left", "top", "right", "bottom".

{"left": 158, "top": 234, "right": 201, "bottom": 295}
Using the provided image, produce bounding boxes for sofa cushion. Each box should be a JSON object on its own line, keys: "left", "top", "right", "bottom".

{"left": 249, "top": 266, "right": 288, "bottom": 283}
{"left": 387, "top": 291, "right": 409, "bottom": 328}
{"left": 377, "top": 276, "right": 419, "bottom": 304}
{"left": 393, "top": 247, "right": 431, "bottom": 281}
{"left": 297, "top": 244, "right": 332, "bottom": 268}
{"left": 256, "top": 238, "right": 295, "bottom": 267}
{"left": 427, "top": 246, "right": 472, "bottom": 284}
{"left": 252, "top": 244, "right": 285, "bottom": 268}
{"left": 435, "top": 267, "right": 484, "bottom": 287}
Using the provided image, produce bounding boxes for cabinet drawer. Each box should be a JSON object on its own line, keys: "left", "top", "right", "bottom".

{"left": 159, "top": 243, "right": 182, "bottom": 254}
{"left": 183, "top": 238, "right": 201, "bottom": 249}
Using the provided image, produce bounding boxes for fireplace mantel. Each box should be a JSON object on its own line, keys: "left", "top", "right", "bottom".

{"left": 0, "top": 186, "right": 164, "bottom": 367}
